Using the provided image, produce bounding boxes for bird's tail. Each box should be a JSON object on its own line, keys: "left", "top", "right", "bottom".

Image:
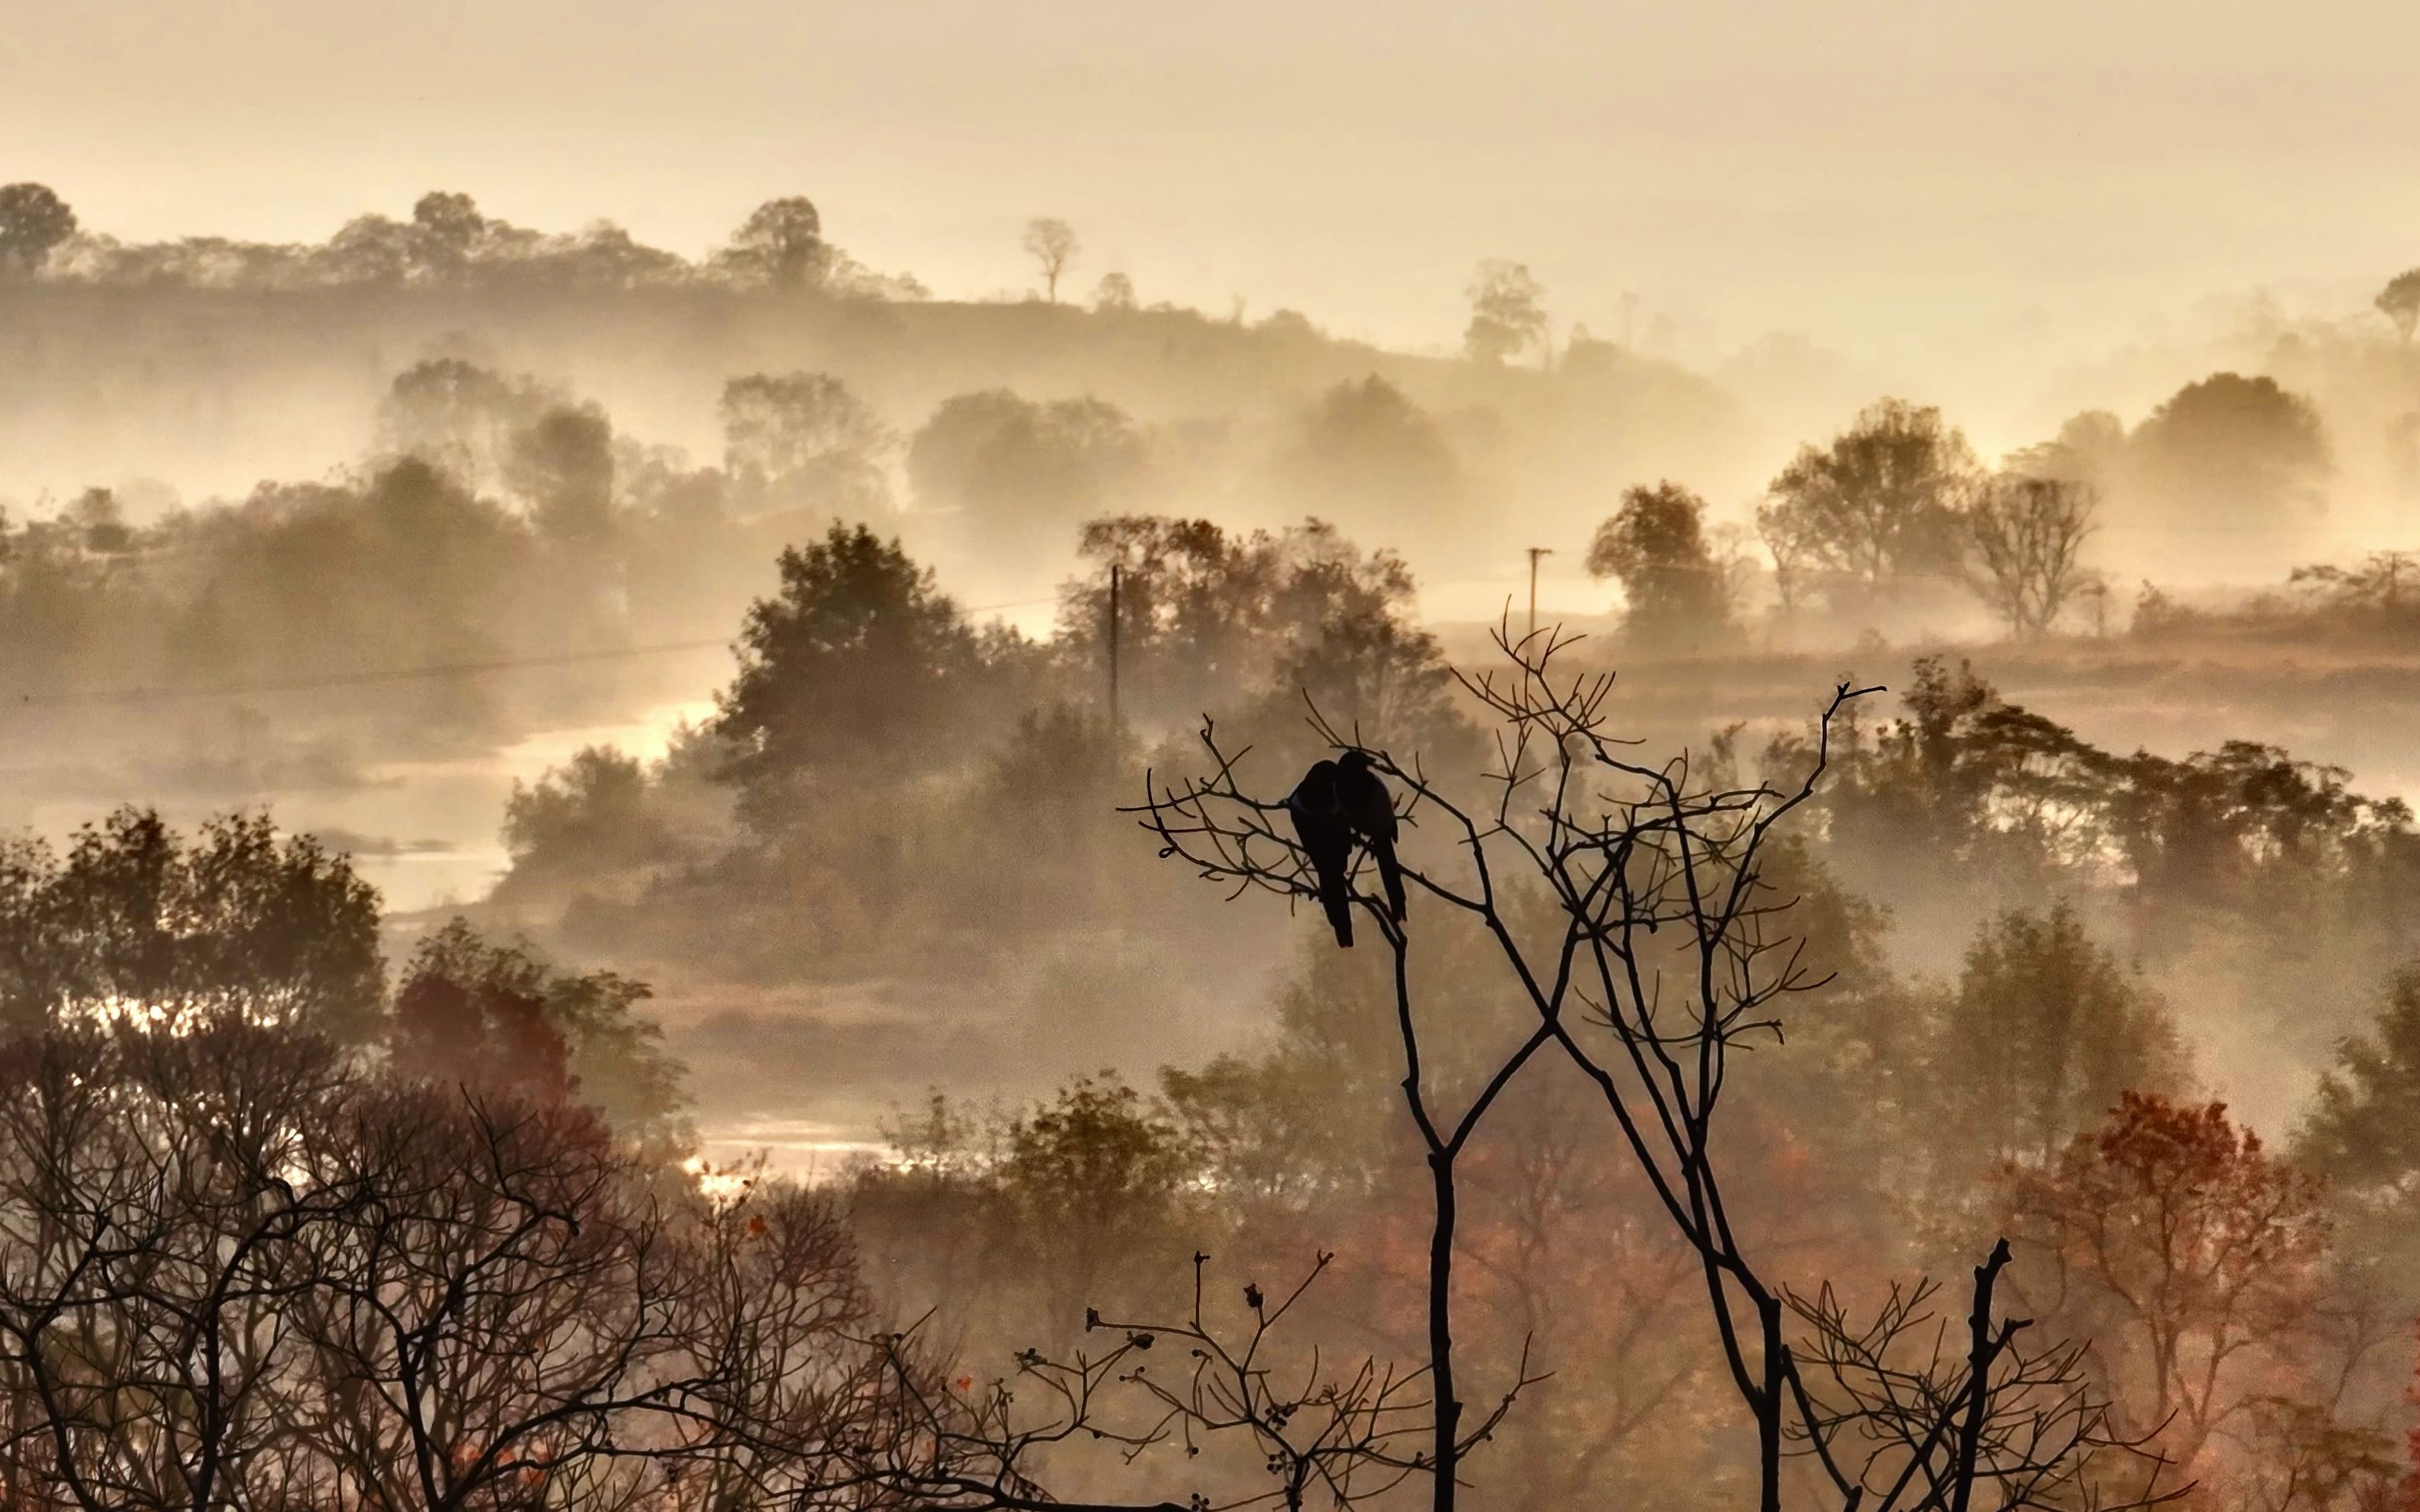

{"left": 1374, "top": 840, "right": 1407, "bottom": 924}
{"left": 1319, "top": 873, "right": 1354, "bottom": 948}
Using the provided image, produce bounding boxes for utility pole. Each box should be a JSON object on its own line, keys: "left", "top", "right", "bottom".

{"left": 1107, "top": 562, "right": 1121, "bottom": 733}
{"left": 1526, "top": 547, "right": 1554, "bottom": 639}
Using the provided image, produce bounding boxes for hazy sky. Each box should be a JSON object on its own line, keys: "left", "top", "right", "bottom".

{"left": 7, "top": 0, "right": 2417, "bottom": 371}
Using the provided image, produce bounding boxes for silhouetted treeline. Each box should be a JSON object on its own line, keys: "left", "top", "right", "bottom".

{"left": 0, "top": 183, "right": 922, "bottom": 297}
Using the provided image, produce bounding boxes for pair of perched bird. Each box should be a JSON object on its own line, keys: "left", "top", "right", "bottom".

{"left": 1284, "top": 750, "right": 1405, "bottom": 948}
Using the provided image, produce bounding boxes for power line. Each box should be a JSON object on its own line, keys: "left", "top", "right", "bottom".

{"left": 2, "top": 594, "right": 1063, "bottom": 712}
{"left": 7, "top": 639, "right": 733, "bottom": 710}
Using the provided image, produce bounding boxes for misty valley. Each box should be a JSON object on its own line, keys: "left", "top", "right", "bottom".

{"left": 2, "top": 179, "right": 2420, "bottom": 1512}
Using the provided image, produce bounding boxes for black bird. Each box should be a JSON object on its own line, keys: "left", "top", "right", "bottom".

{"left": 1284, "top": 750, "right": 1406, "bottom": 948}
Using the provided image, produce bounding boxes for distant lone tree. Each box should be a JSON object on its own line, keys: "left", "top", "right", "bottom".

{"left": 1585, "top": 481, "right": 1734, "bottom": 651}
{"left": 1092, "top": 269, "right": 1136, "bottom": 311}
{"left": 1022, "top": 217, "right": 1079, "bottom": 302}
{"left": 719, "top": 196, "right": 830, "bottom": 288}
{"left": 64, "top": 486, "right": 134, "bottom": 554}
{"left": 1758, "top": 398, "right": 1978, "bottom": 606}
{"left": 1462, "top": 259, "right": 1547, "bottom": 365}
{"left": 2376, "top": 267, "right": 2420, "bottom": 342}
{"left": 0, "top": 182, "right": 76, "bottom": 276}
{"left": 1961, "top": 472, "right": 2097, "bottom": 639}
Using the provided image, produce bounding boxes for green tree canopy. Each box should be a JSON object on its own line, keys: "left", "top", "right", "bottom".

{"left": 1585, "top": 481, "right": 1735, "bottom": 652}
{"left": 0, "top": 182, "right": 77, "bottom": 275}
{"left": 0, "top": 809, "right": 383, "bottom": 1040}
{"left": 713, "top": 523, "right": 1004, "bottom": 814}
{"left": 2296, "top": 967, "right": 2420, "bottom": 1190}
{"left": 1758, "top": 398, "right": 1978, "bottom": 607}
{"left": 716, "top": 196, "right": 830, "bottom": 288}
{"left": 1929, "top": 902, "right": 2186, "bottom": 1171}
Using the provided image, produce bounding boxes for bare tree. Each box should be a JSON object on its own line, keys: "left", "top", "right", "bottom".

{"left": 1133, "top": 720, "right": 1562, "bottom": 1511}
{"left": 1024, "top": 218, "right": 1080, "bottom": 303}
{"left": 1133, "top": 622, "right": 2179, "bottom": 1512}
{"left": 0, "top": 1022, "right": 357, "bottom": 1512}
{"left": 0, "top": 1017, "right": 946, "bottom": 1512}
{"left": 860, "top": 1250, "right": 1539, "bottom": 1512}
{"left": 1962, "top": 473, "right": 2098, "bottom": 639}
{"left": 1787, "top": 1242, "right": 2177, "bottom": 1512}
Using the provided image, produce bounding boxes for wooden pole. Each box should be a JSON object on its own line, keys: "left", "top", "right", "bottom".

{"left": 1526, "top": 547, "right": 1554, "bottom": 638}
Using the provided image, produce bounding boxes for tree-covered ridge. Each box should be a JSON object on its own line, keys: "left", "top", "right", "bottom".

{"left": 0, "top": 183, "right": 925, "bottom": 296}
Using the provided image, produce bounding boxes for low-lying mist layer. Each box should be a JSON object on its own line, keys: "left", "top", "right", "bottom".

{"left": 6, "top": 181, "right": 2420, "bottom": 1512}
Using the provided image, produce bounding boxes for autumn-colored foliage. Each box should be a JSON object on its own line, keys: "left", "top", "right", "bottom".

{"left": 2003, "top": 1091, "right": 2333, "bottom": 1478}
{"left": 392, "top": 960, "right": 576, "bottom": 1103}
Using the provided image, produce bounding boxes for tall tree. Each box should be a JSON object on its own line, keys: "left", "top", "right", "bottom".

{"left": 378, "top": 357, "right": 557, "bottom": 489}
{"left": 1463, "top": 259, "right": 1548, "bottom": 364}
{"left": 503, "top": 746, "right": 673, "bottom": 882}
{"left": 408, "top": 189, "right": 487, "bottom": 280}
{"left": 392, "top": 917, "right": 688, "bottom": 1147}
{"left": 2003, "top": 1093, "right": 2333, "bottom": 1477}
{"left": 1275, "top": 375, "right": 1462, "bottom": 540}
{"left": 1021, "top": 217, "right": 1078, "bottom": 301}
{"left": 506, "top": 402, "right": 617, "bottom": 543}
{"left": 1585, "top": 481, "right": 1736, "bottom": 652}
{"left": 996, "top": 1074, "right": 1198, "bottom": 1330}
{"left": 1929, "top": 903, "right": 2183, "bottom": 1173}
{"left": 719, "top": 196, "right": 830, "bottom": 288}
{"left": 1060, "top": 514, "right": 1471, "bottom": 761}
{"left": 2296, "top": 967, "right": 2420, "bottom": 1190}
{"left": 908, "top": 389, "right": 1148, "bottom": 570}
{"left": 713, "top": 523, "right": 992, "bottom": 807}
{"left": 1758, "top": 398, "right": 1978, "bottom": 605}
